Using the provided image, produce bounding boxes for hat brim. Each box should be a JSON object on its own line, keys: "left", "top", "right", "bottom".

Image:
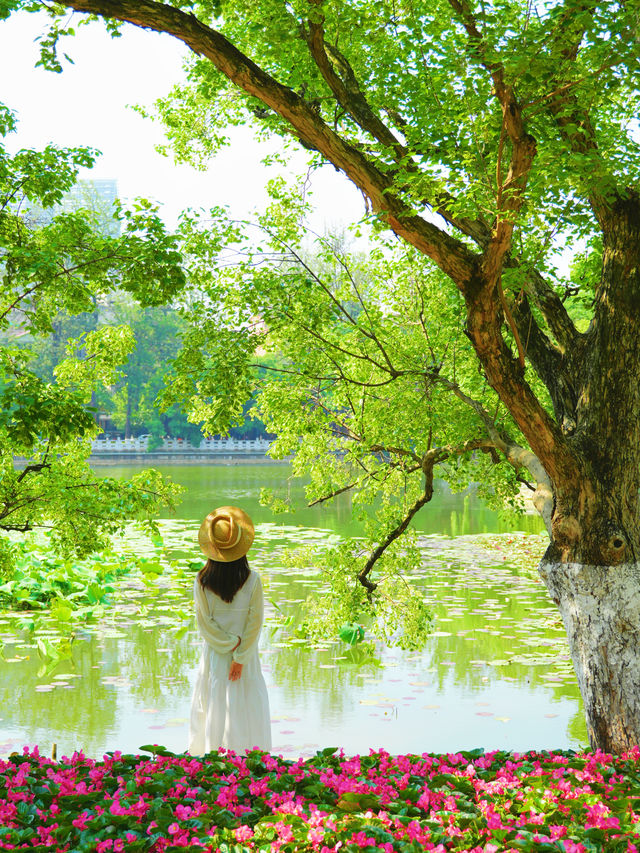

{"left": 198, "top": 505, "right": 255, "bottom": 561}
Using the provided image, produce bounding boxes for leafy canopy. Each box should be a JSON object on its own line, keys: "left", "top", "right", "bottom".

{"left": 163, "top": 193, "right": 537, "bottom": 646}
{"left": 0, "top": 104, "right": 185, "bottom": 562}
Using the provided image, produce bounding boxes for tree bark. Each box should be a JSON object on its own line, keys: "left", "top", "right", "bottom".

{"left": 538, "top": 198, "right": 640, "bottom": 753}
{"left": 540, "top": 559, "right": 640, "bottom": 754}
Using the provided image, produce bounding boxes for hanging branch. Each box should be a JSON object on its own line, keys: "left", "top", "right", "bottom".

{"left": 357, "top": 488, "right": 433, "bottom": 593}
{"left": 16, "top": 461, "right": 51, "bottom": 484}
{"left": 357, "top": 437, "right": 495, "bottom": 591}
{"left": 15, "top": 441, "right": 52, "bottom": 484}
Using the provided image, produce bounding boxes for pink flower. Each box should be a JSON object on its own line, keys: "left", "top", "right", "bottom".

{"left": 308, "top": 826, "right": 325, "bottom": 844}
{"left": 249, "top": 777, "right": 270, "bottom": 796}
{"left": 480, "top": 801, "right": 506, "bottom": 830}
{"left": 168, "top": 822, "right": 181, "bottom": 835}
{"left": 72, "top": 811, "right": 91, "bottom": 830}
{"left": 350, "top": 830, "right": 376, "bottom": 847}
{"left": 274, "top": 821, "right": 294, "bottom": 841}
{"left": 277, "top": 799, "right": 303, "bottom": 816}
{"left": 417, "top": 790, "right": 431, "bottom": 809}
{"left": 585, "top": 801, "right": 620, "bottom": 830}
{"left": 234, "top": 825, "right": 254, "bottom": 842}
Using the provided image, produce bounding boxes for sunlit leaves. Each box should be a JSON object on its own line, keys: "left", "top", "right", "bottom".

{"left": 114, "top": 200, "right": 187, "bottom": 305}
{"left": 159, "top": 320, "right": 258, "bottom": 437}
{"left": 280, "top": 533, "right": 433, "bottom": 651}
{"left": 0, "top": 110, "right": 188, "bottom": 555}
{"left": 163, "top": 198, "right": 533, "bottom": 631}
{"left": 0, "top": 362, "right": 94, "bottom": 449}
{"left": 54, "top": 325, "right": 136, "bottom": 400}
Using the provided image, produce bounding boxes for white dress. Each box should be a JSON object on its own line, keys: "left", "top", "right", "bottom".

{"left": 188, "top": 570, "right": 271, "bottom": 755}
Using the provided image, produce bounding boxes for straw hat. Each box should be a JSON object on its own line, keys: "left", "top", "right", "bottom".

{"left": 198, "top": 506, "right": 255, "bottom": 561}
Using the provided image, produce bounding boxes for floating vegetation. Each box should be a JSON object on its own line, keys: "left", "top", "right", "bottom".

{"left": 0, "top": 522, "right": 586, "bottom": 757}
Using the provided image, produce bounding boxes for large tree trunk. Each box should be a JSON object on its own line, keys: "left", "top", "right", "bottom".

{"left": 536, "top": 203, "right": 640, "bottom": 753}
{"left": 539, "top": 474, "right": 640, "bottom": 754}
{"left": 536, "top": 447, "right": 640, "bottom": 753}
{"left": 540, "top": 558, "right": 640, "bottom": 754}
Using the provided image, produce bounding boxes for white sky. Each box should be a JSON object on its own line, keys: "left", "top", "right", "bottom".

{"left": 0, "top": 10, "right": 366, "bottom": 231}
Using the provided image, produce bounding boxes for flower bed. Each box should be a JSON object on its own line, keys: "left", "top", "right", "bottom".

{"left": 2, "top": 745, "right": 640, "bottom": 852}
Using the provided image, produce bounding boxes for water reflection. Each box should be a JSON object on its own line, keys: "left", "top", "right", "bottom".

{"left": 101, "top": 464, "right": 545, "bottom": 538}
{"left": 0, "top": 465, "right": 582, "bottom": 760}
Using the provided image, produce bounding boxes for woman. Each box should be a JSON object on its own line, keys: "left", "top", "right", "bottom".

{"left": 188, "top": 505, "right": 271, "bottom": 755}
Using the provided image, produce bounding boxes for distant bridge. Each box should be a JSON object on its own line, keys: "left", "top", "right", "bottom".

{"left": 89, "top": 436, "right": 277, "bottom": 463}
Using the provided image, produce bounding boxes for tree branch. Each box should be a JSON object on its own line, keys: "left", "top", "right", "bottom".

{"left": 510, "top": 290, "right": 580, "bottom": 432}
{"left": 305, "top": 9, "right": 492, "bottom": 248}
{"left": 438, "top": 2, "right": 575, "bottom": 483}
{"left": 357, "top": 436, "right": 505, "bottom": 591}
{"left": 0, "top": 283, "right": 41, "bottom": 324}
{"left": 16, "top": 462, "right": 52, "bottom": 483}
{"left": 273, "top": 234, "right": 401, "bottom": 376}
{"left": 427, "top": 373, "right": 554, "bottom": 534}
{"left": 517, "top": 265, "right": 580, "bottom": 353}
{"left": 308, "top": 481, "right": 358, "bottom": 506}
{"left": 538, "top": 0, "right": 618, "bottom": 228}
{"left": 368, "top": 444, "right": 423, "bottom": 464}
{"left": 358, "top": 486, "right": 432, "bottom": 592}
{"left": 58, "top": 0, "right": 479, "bottom": 285}
{"left": 304, "top": 8, "right": 406, "bottom": 163}
{"left": 0, "top": 521, "right": 32, "bottom": 532}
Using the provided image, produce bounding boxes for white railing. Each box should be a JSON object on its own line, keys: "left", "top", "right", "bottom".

{"left": 90, "top": 437, "right": 273, "bottom": 454}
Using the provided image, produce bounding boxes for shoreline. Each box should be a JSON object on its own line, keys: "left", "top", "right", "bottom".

{"left": 88, "top": 453, "right": 290, "bottom": 466}
{"left": 13, "top": 453, "right": 291, "bottom": 468}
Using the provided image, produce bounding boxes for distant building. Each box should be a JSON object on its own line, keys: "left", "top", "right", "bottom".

{"left": 25, "top": 178, "right": 120, "bottom": 237}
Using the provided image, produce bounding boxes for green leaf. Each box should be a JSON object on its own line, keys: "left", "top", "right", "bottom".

{"left": 338, "top": 623, "right": 365, "bottom": 645}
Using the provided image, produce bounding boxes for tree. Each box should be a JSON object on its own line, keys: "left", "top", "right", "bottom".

{"left": 24, "top": 295, "right": 272, "bottom": 442}
{"left": 0, "top": 102, "right": 184, "bottom": 562}
{"left": 13, "top": 0, "right": 640, "bottom": 753}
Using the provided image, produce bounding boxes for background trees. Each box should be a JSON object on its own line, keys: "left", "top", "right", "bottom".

{"left": 0, "top": 103, "right": 184, "bottom": 562}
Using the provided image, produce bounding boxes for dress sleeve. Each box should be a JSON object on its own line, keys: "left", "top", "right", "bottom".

{"left": 232, "top": 573, "right": 264, "bottom": 664}
{"left": 193, "top": 577, "right": 239, "bottom": 653}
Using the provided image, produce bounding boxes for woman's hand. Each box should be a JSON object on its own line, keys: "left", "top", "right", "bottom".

{"left": 229, "top": 661, "right": 243, "bottom": 681}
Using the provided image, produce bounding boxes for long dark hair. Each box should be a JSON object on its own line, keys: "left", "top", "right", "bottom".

{"left": 198, "top": 556, "right": 250, "bottom": 603}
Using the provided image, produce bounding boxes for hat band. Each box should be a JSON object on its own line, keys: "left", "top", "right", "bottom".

{"left": 214, "top": 519, "right": 243, "bottom": 550}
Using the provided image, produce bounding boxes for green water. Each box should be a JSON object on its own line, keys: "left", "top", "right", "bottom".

{"left": 106, "top": 462, "right": 546, "bottom": 537}
{"left": 0, "top": 463, "right": 586, "bottom": 760}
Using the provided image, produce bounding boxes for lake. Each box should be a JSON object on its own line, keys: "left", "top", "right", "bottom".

{"left": 0, "top": 462, "right": 587, "bottom": 760}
